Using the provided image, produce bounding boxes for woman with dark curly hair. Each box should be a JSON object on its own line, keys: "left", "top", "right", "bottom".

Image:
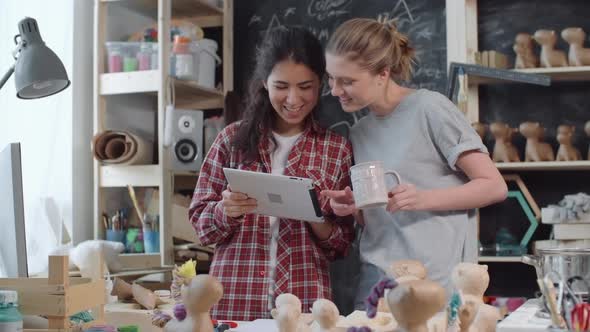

{"left": 189, "top": 27, "right": 355, "bottom": 321}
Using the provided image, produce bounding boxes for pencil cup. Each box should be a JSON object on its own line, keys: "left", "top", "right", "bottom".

{"left": 106, "top": 229, "right": 126, "bottom": 246}
{"left": 143, "top": 229, "right": 160, "bottom": 253}
{"left": 125, "top": 228, "right": 144, "bottom": 253}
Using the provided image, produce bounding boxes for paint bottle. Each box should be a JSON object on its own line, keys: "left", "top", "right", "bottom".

{"left": 107, "top": 48, "right": 122, "bottom": 73}
{"left": 137, "top": 43, "right": 152, "bottom": 71}
{"left": 151, "top": 43, "right": 159, "bottom": 70}
{"left": 0, "top": 290, "right": 23, "bottom": 332}
{"left": 172, "top": 36, "right": 194, "bottom": 80}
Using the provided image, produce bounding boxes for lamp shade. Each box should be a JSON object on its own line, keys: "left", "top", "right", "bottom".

{"left": 14, "top": 17, "right": 70, "bottom": 99}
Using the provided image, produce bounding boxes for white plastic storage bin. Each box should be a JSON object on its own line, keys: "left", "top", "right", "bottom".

{"left": 105, "top": 42, "right": 157, "bottom": 73}
{"left": 171, "top": 39, "right": 221, "bottom": 88}
{"left": 193, "top": 39, "right": 221, "bottom": 88}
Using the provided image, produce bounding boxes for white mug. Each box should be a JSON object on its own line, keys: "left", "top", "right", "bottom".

{"left": 350, "top": 161, "right": 402, "bottom": 209}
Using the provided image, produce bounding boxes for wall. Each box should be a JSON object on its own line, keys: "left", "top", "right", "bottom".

{"left": 0, "top": 0, "right": 94, "bottom": 275}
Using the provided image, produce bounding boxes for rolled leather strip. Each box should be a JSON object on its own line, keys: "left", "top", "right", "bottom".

{"left": 92, "top": 130, "right": 153, "bottom": 165}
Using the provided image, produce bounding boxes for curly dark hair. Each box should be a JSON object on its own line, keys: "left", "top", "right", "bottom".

{"left": 232, "top": 26, "right": 326, "bottom": 163}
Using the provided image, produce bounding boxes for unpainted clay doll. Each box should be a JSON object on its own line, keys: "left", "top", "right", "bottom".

{"left": 556, "top": 124, "right": 582, "bottom": 161}
{"left": 533, "top": 29, "right": 568, "bottom": 67}
{"left": 519, "top": 122, "right": 555, "bottom": 161}
{"left": 561, "top": 27, "right": 590, "bottom": 66}
{"left": 513, "top": 33, "right": 539, "bottom": 69}
{"left": 164, "top": 274, "right": 223, "bottom": 332}
{"left": 490, "top": 122, "right": 520, "bottom": 162}
{"left": 386, "top": 280, "right": 446, "bottom": 332}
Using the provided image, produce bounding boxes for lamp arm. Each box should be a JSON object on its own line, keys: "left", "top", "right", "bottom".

{"left": 0, "top": 63, "right": 15, "bottom": 91}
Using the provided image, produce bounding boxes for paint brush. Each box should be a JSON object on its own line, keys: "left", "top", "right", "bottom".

{"left": 127, "top": 185, "right": 145, "bottom": 225}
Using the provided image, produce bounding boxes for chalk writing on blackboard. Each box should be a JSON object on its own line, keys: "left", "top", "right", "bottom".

{"left": 307, "top": 0, "right": 352, "bottom": 21}
{"left": 376, "top": 0, "right": 414, "bottom": 25}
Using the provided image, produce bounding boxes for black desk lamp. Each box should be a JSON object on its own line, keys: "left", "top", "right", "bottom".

{"left": 0, "top": 17, "right": 70, "bottom": 99}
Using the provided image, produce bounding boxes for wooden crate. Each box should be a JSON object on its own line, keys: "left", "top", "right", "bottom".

{"left": 0, "top": 255, "right": 105, "bottom": 331}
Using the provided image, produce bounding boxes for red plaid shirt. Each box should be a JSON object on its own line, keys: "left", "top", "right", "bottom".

{"left": 189, "top": 120, "right": 354, "bottom": 321}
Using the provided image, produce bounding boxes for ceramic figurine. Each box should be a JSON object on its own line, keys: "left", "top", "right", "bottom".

{"left": 378, "top": 260, "right": 428, "bottom": 312}
{"left": 386, "top": 280, "right": 446, "bottom": 332}
{"left": 171, "top": 260, "right": 197, "bottom": 302}
{"left": 490, "top": 122, "right": 520, "bottom": 162}
{"left": 311, "top": 299, "right": 344, "bottom": 332}
{"left": 271, "top": 293, "right": 311, "bottom": 332}
{"left": 519, "top": 122, "right": 555, "bottom": 162}
{"left": 164, "top": 274, "right": 223, "bottom": 332}
{"left": 513, "top": 33, "right": 539, "bottom": 69}
{"left": 471, "top": 122, "right": 488, "bottom": 142}
{"left": 471, "top": 303, "right": 502, "bottom": 332}
{"left": 390, "top": 260, "right": 427, "bottom": 284}
{"left": 451, "top": 263, "right": 501, "bottom": 332}
{"left": 451, "top": 263, "right": 490, "bottom": 299}
{"left": 458, "top": 294, "right": 480, "bottom": 332}
{"left": 561, "top": 27, "right": 590, "bottom": 66}
{"left": 556, "top": 124, "right": 582, "bottom": 161}
{"left": 585, "top": 121, "right": 590, "bottom": 160}
{"left": 533, "top": 30, "right": 568, "bottom": 67}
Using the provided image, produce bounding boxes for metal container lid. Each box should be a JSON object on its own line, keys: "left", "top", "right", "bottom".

{"left": 537, "top": 247, "right": 590, "bottom": 255}
{"left": 0, "top": 290, "right": 18, "bottom": 304}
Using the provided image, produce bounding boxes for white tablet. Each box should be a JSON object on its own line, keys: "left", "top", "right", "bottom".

{"left": 222, "top": 168, "right": 324, "bottom": 223}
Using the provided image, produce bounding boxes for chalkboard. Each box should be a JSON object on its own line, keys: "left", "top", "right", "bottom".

{"left": 234, "top": 0, "right": 447, "bottom": 135}
{"left": 478, "top": 0, "right": 590, "bottom": 155}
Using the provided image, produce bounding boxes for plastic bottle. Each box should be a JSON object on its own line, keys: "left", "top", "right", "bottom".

{"left": 137, "top": 43, "right": 152, "bottom": 71}
{"left": 107, "top": 44, "right": 122, "bottom": 73}
{"left": 172, "top": 35, "right": 194, "bottom": 80}
{"left": 0, "top": 290, "right": 23, "bottom": 332}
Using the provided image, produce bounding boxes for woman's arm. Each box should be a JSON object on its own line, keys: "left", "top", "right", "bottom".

{"left": 387, "top": 150, "right": 507, "bottom": 212}
{"left": 189, "top": 126, "right": 244, "bottom": 245}
{"left": 310, "top": 139, "right": 355, "bottom": 259}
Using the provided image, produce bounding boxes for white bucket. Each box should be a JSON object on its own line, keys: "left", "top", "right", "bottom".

{"left": 192, "top": 39, "right": 221, "bottom": 88}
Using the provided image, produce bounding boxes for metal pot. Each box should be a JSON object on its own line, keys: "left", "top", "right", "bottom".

{"left": 522, "top": 247, "right": 590, "bottom": 294}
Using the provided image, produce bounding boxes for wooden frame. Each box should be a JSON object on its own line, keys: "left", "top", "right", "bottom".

{"left": 93, "top": 0, "right": 234, "bottom": 268}
{"left": 0, "top": 255, "right": 105, "bottom": 331}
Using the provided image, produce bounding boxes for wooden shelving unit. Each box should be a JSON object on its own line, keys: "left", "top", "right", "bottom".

{"left": 93, "top": 0, "right": 233, "bottom": 268}
{"left": 446, "top": 1, "right": 590, "bottom": 285}
{"left": 99, "top": 71, "right": 224, "bottom": 109}
{"left": 514, "top": 66, "right": 590, "bottom": 82}
{"left": 495, "top": 160, "right": 590, "bottom": 171}
{"left": 100, "top": 165, "right": 161, "bottom": 187}
{"left": 478, "top": 256, "right": 522, "bottom": 263}
{"left": 100, "top": 0, "right": 224, "bottom": 27}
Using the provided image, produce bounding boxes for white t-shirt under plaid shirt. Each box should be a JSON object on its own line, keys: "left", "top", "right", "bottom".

{"left": 268, "top": 131, "right": 302, "bottom": 310}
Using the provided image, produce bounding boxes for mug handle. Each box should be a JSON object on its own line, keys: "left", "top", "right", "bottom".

{"left": 384, "top": 170, "right": 402, "bottom": 190}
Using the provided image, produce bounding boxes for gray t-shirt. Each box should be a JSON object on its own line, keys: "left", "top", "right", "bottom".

{"left": 350, "top": 89, "right": 487, "bottom": 297}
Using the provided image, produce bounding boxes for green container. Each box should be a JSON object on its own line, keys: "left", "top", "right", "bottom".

{"left": 0, "top": 290, "right": 23, "bottom": 331}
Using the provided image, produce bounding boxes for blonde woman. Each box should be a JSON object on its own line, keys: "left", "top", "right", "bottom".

{"left": 321, "top": 18, "right": 507, "bottom": 307}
